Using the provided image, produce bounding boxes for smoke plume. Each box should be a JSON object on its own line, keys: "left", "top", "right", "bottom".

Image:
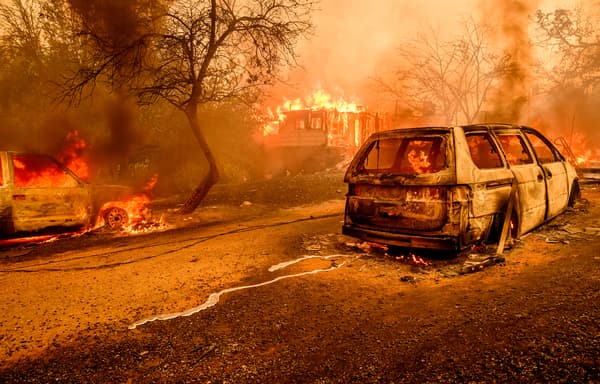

{"left": 479, "top": 0, "right": 540, "bottom": 123}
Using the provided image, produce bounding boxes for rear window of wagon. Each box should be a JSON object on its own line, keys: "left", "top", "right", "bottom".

{"left": 357, "top": 136, "right": 447, "bottom": 175}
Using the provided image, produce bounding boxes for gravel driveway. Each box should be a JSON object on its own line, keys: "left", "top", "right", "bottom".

{"left": 1, "top": 173, "right": 598, "bottom": 383}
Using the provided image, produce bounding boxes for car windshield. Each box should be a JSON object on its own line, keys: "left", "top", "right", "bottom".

{"left": 357, "top": 136, "right": 446, "bottom": 175}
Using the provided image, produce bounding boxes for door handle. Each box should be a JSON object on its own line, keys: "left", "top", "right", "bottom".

{"left": 537, "top": 174, "right": 544, "bottom": 182}
{"left": 12, "top": 194, "right": 26, "bottom": 200}
{"left": 545, "top": 168, "right": 553, "bottom": 179}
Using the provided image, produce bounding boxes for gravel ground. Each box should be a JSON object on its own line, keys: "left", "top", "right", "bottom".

{"left": 0, "top": 174, "right": 599, "bottom": 383}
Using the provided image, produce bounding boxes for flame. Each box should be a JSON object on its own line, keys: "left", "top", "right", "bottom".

{"left": 552, "top": 132, "right": 600, "bottom": 167}
{"left": 282, "top": 89, "right": 362, "bottom": 113}
{"left": 261, "top": 89, "right": 363, "bottom": 136}
{"left": 13, "top": 155, "right": 79, "bottom": 188}
{"left": 11, "top": 130, "right": 90, "bottom": 188}
{"left": 390, "top": 251, "right": 432, "bottom": 266}
{"left": 96, "top": 174, "right": 170, "bottom": 235}
{"left": 407, "top": 150, "right": 431, "bottom": 174}
{"left": 142, "top": 173, "right": 158, "bottom": 193}
{"left": 58, "top": 130, "right": 89, "bottom": 180}
{"left": 571, "top": 143, "right": 599, "bottom": 166}
{"left": 262, "top": 120, "right": 280, "bottom": 136}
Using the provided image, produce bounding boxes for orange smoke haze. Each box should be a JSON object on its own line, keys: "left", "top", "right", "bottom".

{"left": 281, "top": 0, "right": 598, "bottom": 159}
{"left": 294, "top": 0, "right": 478, "bottom": 93}
{"left": 278, "top": 0, "right": 571, "bottom": 104}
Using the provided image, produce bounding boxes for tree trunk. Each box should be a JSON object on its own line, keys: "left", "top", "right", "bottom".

{"left": 178, "top": 104, "right": 220, "bottom": 214}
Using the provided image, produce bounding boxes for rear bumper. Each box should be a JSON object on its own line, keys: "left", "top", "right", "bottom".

{"left": 342, "top": 224, "right": 460, "bottom": 251}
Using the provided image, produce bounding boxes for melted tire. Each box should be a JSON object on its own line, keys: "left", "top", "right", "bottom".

{"left": 568, "top": 181, "right": 580, "bottom": 207}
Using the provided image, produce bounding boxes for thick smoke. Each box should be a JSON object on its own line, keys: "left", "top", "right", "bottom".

{"left": 66, "top": 0, "right": 162, "bottom": 47}
{"left": 479, "top": 0, "right": 540, "bottom": 123}
{"left": 55, "top": 1, "right": 164, "bottom": 186}
{"left": 89, "top": 95, "right": 148, "bottom": 184}
{"left": 38, "top": 97, "right": 146, "bottom": 184}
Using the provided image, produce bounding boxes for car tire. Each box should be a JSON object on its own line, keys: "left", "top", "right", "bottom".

{"left": 568, "top": 181, "right": 580, "bottom": 207}
{"left": 487, "top": 211, "right": 518, "bottom": 244}
{"left": 103, "top": 207, "right": 129, "bottom": 229}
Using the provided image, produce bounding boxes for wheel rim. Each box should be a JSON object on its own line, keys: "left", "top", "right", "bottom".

{"left": 104, "top": 208, "right": 128, "bottom": 229}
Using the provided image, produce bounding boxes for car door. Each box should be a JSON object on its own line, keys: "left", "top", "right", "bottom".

{"left": 8, "top": 153, "right": 91, "bottom": 232}
{"left": 463, "top": 129, "right": 514, "bottom": 218}
{"left": 523, "top": 128, "right": 569, "bottom": 219}
{"left": 494, "top": 130, "right": 547, "bottom": 235}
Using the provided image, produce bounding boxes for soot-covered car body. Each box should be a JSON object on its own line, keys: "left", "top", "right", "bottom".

{"left": 342, "top": 124, "right": 580, "bottom": 251}
{"left": 0, "top": 151, "right": 133, "bottom": 238}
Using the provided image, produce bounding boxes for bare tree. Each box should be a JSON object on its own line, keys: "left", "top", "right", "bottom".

{"left": 60, "top": 0, "right": 316, "bottom": 213}
{"left": 0, "top": 0, "right": 76, "bottom": 138}
{"left": 0, "top": 0, "right": 93, "bottom": 106}
{"left": 371, "top": 19, "right": 509, "bottom": 125}
{"left": 0, "top": 0, "right": 43, "bottom": 57}
{"left": 535, "top": 7, "right": 600, "bottom": 90}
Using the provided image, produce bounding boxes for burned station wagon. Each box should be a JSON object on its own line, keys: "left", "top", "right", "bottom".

{"left": 342, "top": 124, "right": 580, "bottom": 251}
{"left": 0, "top": 151, "right": 134, "bottom": 238}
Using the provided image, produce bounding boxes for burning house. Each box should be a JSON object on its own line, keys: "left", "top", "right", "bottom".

{"left": 258, "top": 90, "right": 392, "bottom": 175}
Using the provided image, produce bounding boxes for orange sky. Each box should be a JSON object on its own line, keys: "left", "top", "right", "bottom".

{"left": 291, "top": 0, "right": 581, "bottom": 96}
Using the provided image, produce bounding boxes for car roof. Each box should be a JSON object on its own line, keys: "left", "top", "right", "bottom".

{"left": 462, "top": 123, "right": 526, "bottom": 131}
{"left": 368, "top": 126, "right": 451, "bottom": 140}
{"left": 369, "top": 124, "right": 537, "bottom": 139}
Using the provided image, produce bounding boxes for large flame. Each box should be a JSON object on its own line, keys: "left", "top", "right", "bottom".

{"left": 261, "top": 89, "right": 363, "bottom": 136}
{"left": 12, "top": 130, "right": 90, "bottom": 188}
{"left": 283, "top": 89, "right": 361, "bottom": 113}
{"left": 58, "top": 130, "right": 89, "bottom": 180}
{"left": 13, "top": 155, "right": 79, "bottom": 188}
{"left": 568, "top": 132, "right": 600, "bottom": 166}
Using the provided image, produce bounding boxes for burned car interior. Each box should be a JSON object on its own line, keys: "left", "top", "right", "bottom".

{"left": 359, "top": 136, "right": 447, "bottom": 175}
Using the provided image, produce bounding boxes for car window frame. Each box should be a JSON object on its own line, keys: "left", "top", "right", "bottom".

{"left": 522, "top": 128, "right": 565, "bottom": 165}
{"left": 357, "top": 134, "right": 448, "bottom": 175}
{"left": 464, "top": 130, "right": 506, "bottom": 170}
{"left": 492, "top": 130, "right": 536, "bottom": 167}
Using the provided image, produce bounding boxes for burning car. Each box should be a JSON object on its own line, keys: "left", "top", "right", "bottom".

{"left": 342, "top": 124, "right": 580, "bottom": 251}
{"left": 0, "top": 151, "right": 145, "bottom": 238}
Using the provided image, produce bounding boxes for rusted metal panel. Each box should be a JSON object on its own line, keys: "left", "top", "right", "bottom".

{"left": 346, "top": 186, "right": 448, "bottom": 231}
{"left": 469, "top": 181, "right": 513, "bottom": 217}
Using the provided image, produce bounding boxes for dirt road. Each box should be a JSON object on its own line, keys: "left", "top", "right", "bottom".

{"left": 0, "top": 174, "right": 598, "bottom": 383}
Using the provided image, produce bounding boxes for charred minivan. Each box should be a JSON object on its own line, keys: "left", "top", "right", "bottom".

{"left": 0, "top": 151, "right": 134, "bottom": 238}
{"left": 342, "top": 124, "right": 580, "bottom": 251}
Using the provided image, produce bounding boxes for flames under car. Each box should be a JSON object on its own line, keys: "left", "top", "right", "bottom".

{"left": 342, "top": 125, "right": 580, "bottom": 251}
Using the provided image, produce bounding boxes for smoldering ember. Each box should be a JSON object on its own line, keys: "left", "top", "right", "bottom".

{"left": 0, "top": 0, "right": 599, "bottom": 383}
